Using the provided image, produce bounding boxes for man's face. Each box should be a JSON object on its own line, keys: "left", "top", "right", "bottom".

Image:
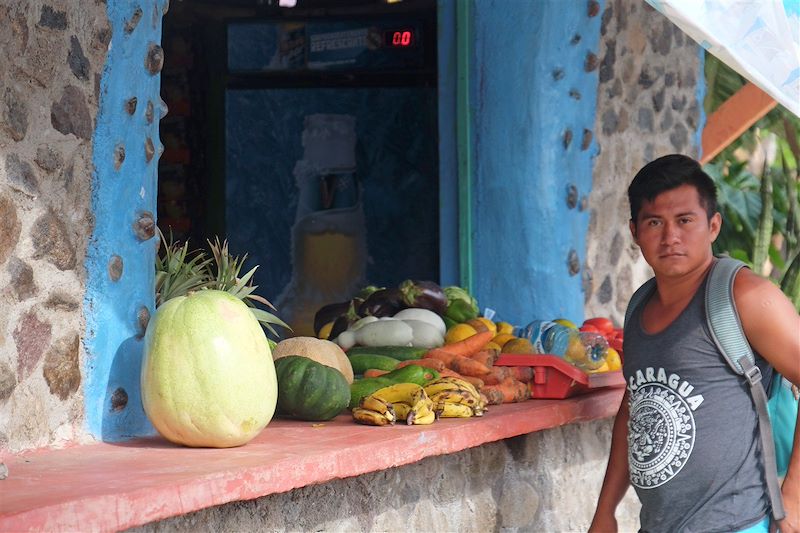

{"left": 629, "top": 184, "right": 721, "bottom": 278}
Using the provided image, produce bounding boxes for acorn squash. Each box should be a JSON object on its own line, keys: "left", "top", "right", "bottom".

{"left": 274, "top": 356, "right": 350, "bottom": 421}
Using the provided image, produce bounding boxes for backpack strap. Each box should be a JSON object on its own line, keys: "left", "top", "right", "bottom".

{"left": 705, "top": 257, "right": 785, "bottom": 522}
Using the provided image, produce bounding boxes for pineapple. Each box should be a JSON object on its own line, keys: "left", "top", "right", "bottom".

{"left": 155, "top": 229, "right": 290, "bottom": 338}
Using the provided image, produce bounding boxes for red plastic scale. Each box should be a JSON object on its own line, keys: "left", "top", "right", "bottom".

{"left": 495, "top": 354, "right": 626, "bottom": 399}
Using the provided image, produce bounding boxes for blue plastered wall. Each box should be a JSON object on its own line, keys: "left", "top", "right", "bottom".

{"left": 469, "top": 0, "right": 603, "bottom": 326}
{"left": 84, "top": 0, "right": 167, "bottom": 440}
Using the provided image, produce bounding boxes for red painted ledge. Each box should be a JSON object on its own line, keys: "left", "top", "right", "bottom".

{"left": 0, "top": 388, "right": 624, "bottom": 533}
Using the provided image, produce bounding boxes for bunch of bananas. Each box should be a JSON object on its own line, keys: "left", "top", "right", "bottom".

{"left": 352, "top": 383, "right": 436, "bottom": 426}
{"left": 424, "top": 377, "right": 487, "bottom": 418}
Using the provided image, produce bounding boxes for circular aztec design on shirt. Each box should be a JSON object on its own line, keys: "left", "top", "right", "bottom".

{"left": 628, "top": 383, "right": 695, "bottom": 489}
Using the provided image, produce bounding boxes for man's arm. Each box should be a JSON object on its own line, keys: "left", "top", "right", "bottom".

{"left": 734, "top": 268, "right": 800, "bottom": 533}
{"left": 589, "top": 391, "right": 631, "bottom": 533}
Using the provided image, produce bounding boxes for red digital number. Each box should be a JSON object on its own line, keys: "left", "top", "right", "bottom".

{"left": 391, "top": 30, "right": 413, "bottom": 47}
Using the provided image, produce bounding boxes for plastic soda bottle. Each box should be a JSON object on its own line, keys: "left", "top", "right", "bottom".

{"left": 520, "top": 320, "right": 608, "bottom": 371}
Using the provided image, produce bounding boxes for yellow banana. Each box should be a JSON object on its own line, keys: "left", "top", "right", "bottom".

{"left": 435, "top": 377, "right": 481, "bottom": 398}
{"left": 372, "top": 383, "right": 424, "bottom": 404}
{"left": 352, "top": 407, "right": 394, "bottom": 426}
{"left": 438, "top": 402, "right": 474, "bottom": 418}
{"left": 411, "top": 409, "right": 436, "bottom": 425}
{"left": 392, "top": 402, "right": 413, "bottom": 423}
{"left": 360, "top": 395, "right": 396, "bottom": 419}
{"left": 430, "top": 389, "right": 479, "bottom": 407}
{"left": 423, "top": 381, "right": 462, "bottom": 397}
{"left": 406, "top": 387, "right": 434, "bottom": 424}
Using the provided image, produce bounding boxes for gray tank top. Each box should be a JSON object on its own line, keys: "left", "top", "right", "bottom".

{"left": 623, "top": 275, "right": 772, "bottom": 533}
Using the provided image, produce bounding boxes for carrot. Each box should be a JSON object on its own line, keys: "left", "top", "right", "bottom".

{"left": 469, "top": 349, "right": 498, "bottom": 367}
{"left": 438, "top": 367, "right": 465, "bottom": 379}
{"left": 363, "top": 369, "right": 389, "bottom": 378}
{"left": 432, "top": 330, "right": 495, "bottom": 358}
{"left": 481, "top": 366, "right": 513, "bottom": 386}
{"left": 482, "top": 388, "right": 505, "bottom": 405}
{"left": 461, "top": 375, "right": 485, "bottom": 390}
{"left": 447, "top": 355, "right": 492, "bottom": 377}
{"left": 510, "top": 366, "right": 534, "bottom": 383}
{"left": 396, "top": 358, "right": 446, "bottom": 372}
{"left": 483, "top": 377, "right": 529, "bottom": 403}
{"left": 425, "top": 348, "right": 457, "bottom": 365}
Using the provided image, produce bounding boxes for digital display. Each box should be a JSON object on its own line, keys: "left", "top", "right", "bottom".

{"left": 384, "top": 29, "right": 415, "bottom": 48}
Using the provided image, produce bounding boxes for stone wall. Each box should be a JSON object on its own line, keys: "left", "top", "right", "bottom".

{"left": 0, "top": 1, "right": 110, "bottom": 452}
{"left": 584, "top": 0, "right": 704, "bottom": 323}
{"left": 130, "top": 418, "right": 641, "bottom": 533}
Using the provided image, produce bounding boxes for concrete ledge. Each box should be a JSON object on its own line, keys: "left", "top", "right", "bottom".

{"left": 0, "top": 388, "right": 624, "bottom": 532}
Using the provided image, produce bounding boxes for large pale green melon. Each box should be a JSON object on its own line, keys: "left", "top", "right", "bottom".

{"left": 141, "top": 290, "right": 278, "bottom": 447}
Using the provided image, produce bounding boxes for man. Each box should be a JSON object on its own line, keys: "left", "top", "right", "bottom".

{"left": 589, "top": 154, "right": 799, "bottom": 533}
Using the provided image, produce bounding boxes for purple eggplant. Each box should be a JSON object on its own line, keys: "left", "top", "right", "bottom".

{"left": 313, "top": 300, "right": 352, "bottom": 336}
{"left": 358, "top": 288, "right": 408, "bottom": 317}
{"left": 399, "top": 280, "right": 448, "bottom": 315}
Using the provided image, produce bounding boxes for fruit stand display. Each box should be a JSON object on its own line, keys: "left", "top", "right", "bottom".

{"left": 142, "top": 234, "right": 624, "bottom": 446}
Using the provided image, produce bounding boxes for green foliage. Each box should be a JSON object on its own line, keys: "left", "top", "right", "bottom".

{"left": 155, "top": 229, "right": 291, "bottom": 336}
{"left": 704, "top": 52, "right": 800, "bottom": 309}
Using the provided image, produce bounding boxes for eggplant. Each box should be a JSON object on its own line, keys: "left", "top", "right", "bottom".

{"left": 398, "top": 280, "right": 448, "bottom": 315}
{"left": 358, "top": 288, "right": 408, "bottom": 317}
{"left": 328, "top": 314, "right": 351, "bottom": 341}
{"left": 313, "top": 300, "right": 352, "bottom": 336}
{"left": 355, "top": 285, "right": 382, "bottom": 300}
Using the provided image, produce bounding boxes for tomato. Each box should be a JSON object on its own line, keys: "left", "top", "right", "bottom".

{"left": 583, "top": 317, "right": 614, "bottom": 334}
{"left": 579, "top": 324, "right": 601, "bottom": 333}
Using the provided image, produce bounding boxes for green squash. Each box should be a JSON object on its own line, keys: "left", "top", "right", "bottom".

{"left": 274, "top": 356, "right": 350, "bottom": 421}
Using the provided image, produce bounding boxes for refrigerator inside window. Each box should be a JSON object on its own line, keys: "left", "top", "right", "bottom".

{"left": 223, "top": 6, "right": 439, "bottom": 335}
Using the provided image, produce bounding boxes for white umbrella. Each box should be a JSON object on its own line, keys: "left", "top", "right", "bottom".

{"left": 646, "top": 0, "right": 800, "bottom": 117}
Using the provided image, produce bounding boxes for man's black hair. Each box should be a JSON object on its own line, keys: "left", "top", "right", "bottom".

{"left": 628, "top": 154, "right": 718, "bottom": 223}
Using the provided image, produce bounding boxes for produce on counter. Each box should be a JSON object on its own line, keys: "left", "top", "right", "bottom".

{"left": 141, "top": 290, "right": 278, "bottom": 448}
{"left": 442, "top": 286, "right": 479, "bottom": 323}
{"left": 274, "top": 356, "right": 350, "bottom": 421}
{"left": 346, "top": 345, "right": 429, "bottom": 361}
{"left": 398, "top": 280, "right": 449, "bottom": 315}
{"left": 353, "top": 383, "right": 436, "bottom": 425}
{"left": 272, "top": 336, "right": 354, "bottom": 384}
{"left": 349, "top": 364, "right": 441, "bottom": 408}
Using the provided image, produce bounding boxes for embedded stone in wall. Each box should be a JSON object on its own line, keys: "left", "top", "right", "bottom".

{"left": 5, "top": 153, "right": 40, "bottom": 197}
{"left": 499, "top": 478, "right": 540, "bottom": 527}
{"left": 13, "top": 310, "right": 53, "bottom": 381}
{"left": 637, "top": 107, "right": 654, "bottom": 132}
{"left": 68, "top": 35, "right": 90, "bottom": 81}
{"left": 601, "top": 108, "right": 618, "bottom": 135}
{"left": 44, "top": 291, "right": 80, "bottom": 312}
{"left": 610, "top": 232, "right": 623, "bottom": 267}
{"left": 2, "top": 87, "right": 29, "bottom": 141}
{"left": 43, "top": 334, "right": 81, "bottom": 401}
{"left": 8, "top": 257, "right": 36, "bottom": 301}
{"left": 0, "top": 194, "right": 21, "bottom": 266}
{"left": 670, "top": 123, "right": 688, "bottom": 152}
{"left": 599, "top": 41, "right": 615, "bottom": 83}
{"left": 598, "top": 275, "right": 613, "bottom": 304}
{"left": 38, "top": 5, "right": 68, "bottom": 30}
{"left": 51, "top": 85, "right": 92, "bottom": 140}
{"left": 35, "top": 145, "right": 64, "bottom": 172}
{"left": 0, "top": 361, "right": 16, "bottom": 402}
{"left": 32, "top": 209, "right": 76, "bottom": 271}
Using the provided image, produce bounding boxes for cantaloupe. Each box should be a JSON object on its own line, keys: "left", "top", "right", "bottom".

{"left": 272, "top": 336, "right": 354, "bottom": 384}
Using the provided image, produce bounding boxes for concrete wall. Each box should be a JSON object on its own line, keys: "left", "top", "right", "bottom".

{"left": 130, "top": 418, "right": 641, "bottom": 533}
{"left": 584, "top": 0, "right": 705, "bottom": 323}
{"left": 0, "top": 0, "right": 110, "bottom": 452}
{"left": 469, "top": 0, "right": 601, "bottom": 324}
